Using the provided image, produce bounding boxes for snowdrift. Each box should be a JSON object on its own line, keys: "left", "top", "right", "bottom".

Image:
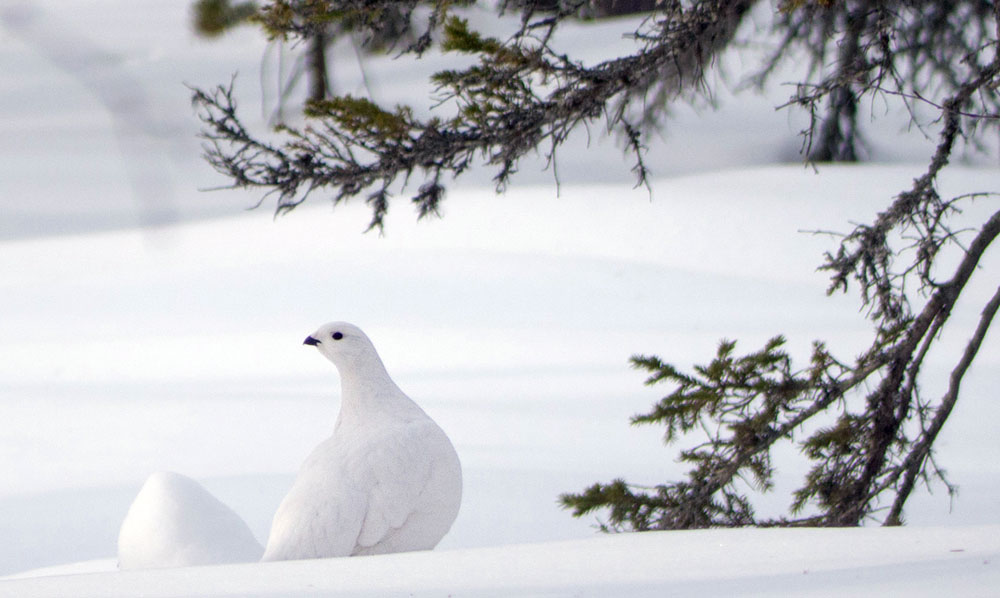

{"left": 4, "top": 526, "right": 999, "bottom": 597}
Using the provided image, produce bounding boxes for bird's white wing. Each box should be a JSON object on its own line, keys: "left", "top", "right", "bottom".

{"left": 262, "top": 438, "right": 368, "bottom": 561}
{"left": 353, "top": 420, "right": 444, "bottom": 551}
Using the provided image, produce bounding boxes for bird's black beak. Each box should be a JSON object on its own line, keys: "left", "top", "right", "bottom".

{"left": 303, "top": 335, "right": 320, "bottom": 346}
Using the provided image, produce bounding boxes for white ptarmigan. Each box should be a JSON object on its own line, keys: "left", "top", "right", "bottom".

{"left": 262, "top": 322, "right": 462, "bottom": 561}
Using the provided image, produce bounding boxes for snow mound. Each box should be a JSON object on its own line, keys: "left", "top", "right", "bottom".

{"left": 117, "top": 472, "right": 263, "bottom": 569}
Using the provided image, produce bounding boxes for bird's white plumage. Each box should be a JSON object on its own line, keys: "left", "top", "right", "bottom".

{"left": 262, "top": 322, "right": 462, "bottom": 561}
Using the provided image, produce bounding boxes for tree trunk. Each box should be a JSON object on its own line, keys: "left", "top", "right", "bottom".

{"left": 307, "top": 31, "right": 330, "bottom": 103}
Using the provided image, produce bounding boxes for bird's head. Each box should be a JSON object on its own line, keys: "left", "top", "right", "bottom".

{"left": 303, "top": 321, "right": 380, "bottom": 371}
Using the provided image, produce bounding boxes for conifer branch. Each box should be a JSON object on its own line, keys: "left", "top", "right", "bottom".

{"left": 193, "top": 0, "right": 755, "bottom": 227}
{"left": 564, "top": 7, "right": 1000, "bottom": 526}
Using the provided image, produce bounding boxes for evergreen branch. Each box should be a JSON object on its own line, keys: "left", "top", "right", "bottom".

{"left": 886, "top": 283, "right": 1000, "bottom": 523}
{"left": 884, "top": 217, "right": 1000, "bottom": 524}
{"left": 193, "top": 0, "right": 758, "bottom": 226}
{"left": 821, "top": 38, "right": 1000, "bottom": 319}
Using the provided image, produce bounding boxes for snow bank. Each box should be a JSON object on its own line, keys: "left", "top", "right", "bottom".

{"left": 3, "top": 526, "right": 998, "bottom": 597}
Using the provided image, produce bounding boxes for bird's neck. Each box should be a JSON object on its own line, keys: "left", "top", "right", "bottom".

{"left": 335, "top": 357, "right": 417, "bottom": 425}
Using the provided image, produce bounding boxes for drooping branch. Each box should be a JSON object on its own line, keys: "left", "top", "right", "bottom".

{"left": 193, "top": 0, "right": 758, "bottom": 227}
{"left": 818, "top": 207, "right": 1000, "bottom": 525}
{"left": 564, "top": 200, "right": 1000, "bottom": 529}
{"left": 886, "top": 282, "right": 1000, "bottom": 524}
{"left": 821, "top": 45, "right": 1000, "bottom": 322}
{"left": 563, "top": 3, "right": 1000, "bottom": 530}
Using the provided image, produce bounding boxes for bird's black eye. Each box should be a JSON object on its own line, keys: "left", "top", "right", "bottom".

{"left": 332, "top": 332, "right": 344, "bottom": 340}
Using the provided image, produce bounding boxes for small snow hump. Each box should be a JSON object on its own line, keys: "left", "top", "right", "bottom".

{"left": 262, "top": 322, "right": 462, "bottom": 561}
{"left": 117, "top": 472, "right": 263, "bottom": 569}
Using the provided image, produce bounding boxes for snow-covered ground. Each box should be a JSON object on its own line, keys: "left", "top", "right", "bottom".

{"left": 1, "top": 1, "right": 998, "bottom": 595}
{"left": 4, "top": 526, "right": 1000, "bottom": 597}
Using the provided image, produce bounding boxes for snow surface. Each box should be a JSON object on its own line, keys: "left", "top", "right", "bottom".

{"left": 1, "top": 0, "right": 998, "bottom": 595}
{"left": 3, "top": 526, "right": 999, "bottom": 597}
